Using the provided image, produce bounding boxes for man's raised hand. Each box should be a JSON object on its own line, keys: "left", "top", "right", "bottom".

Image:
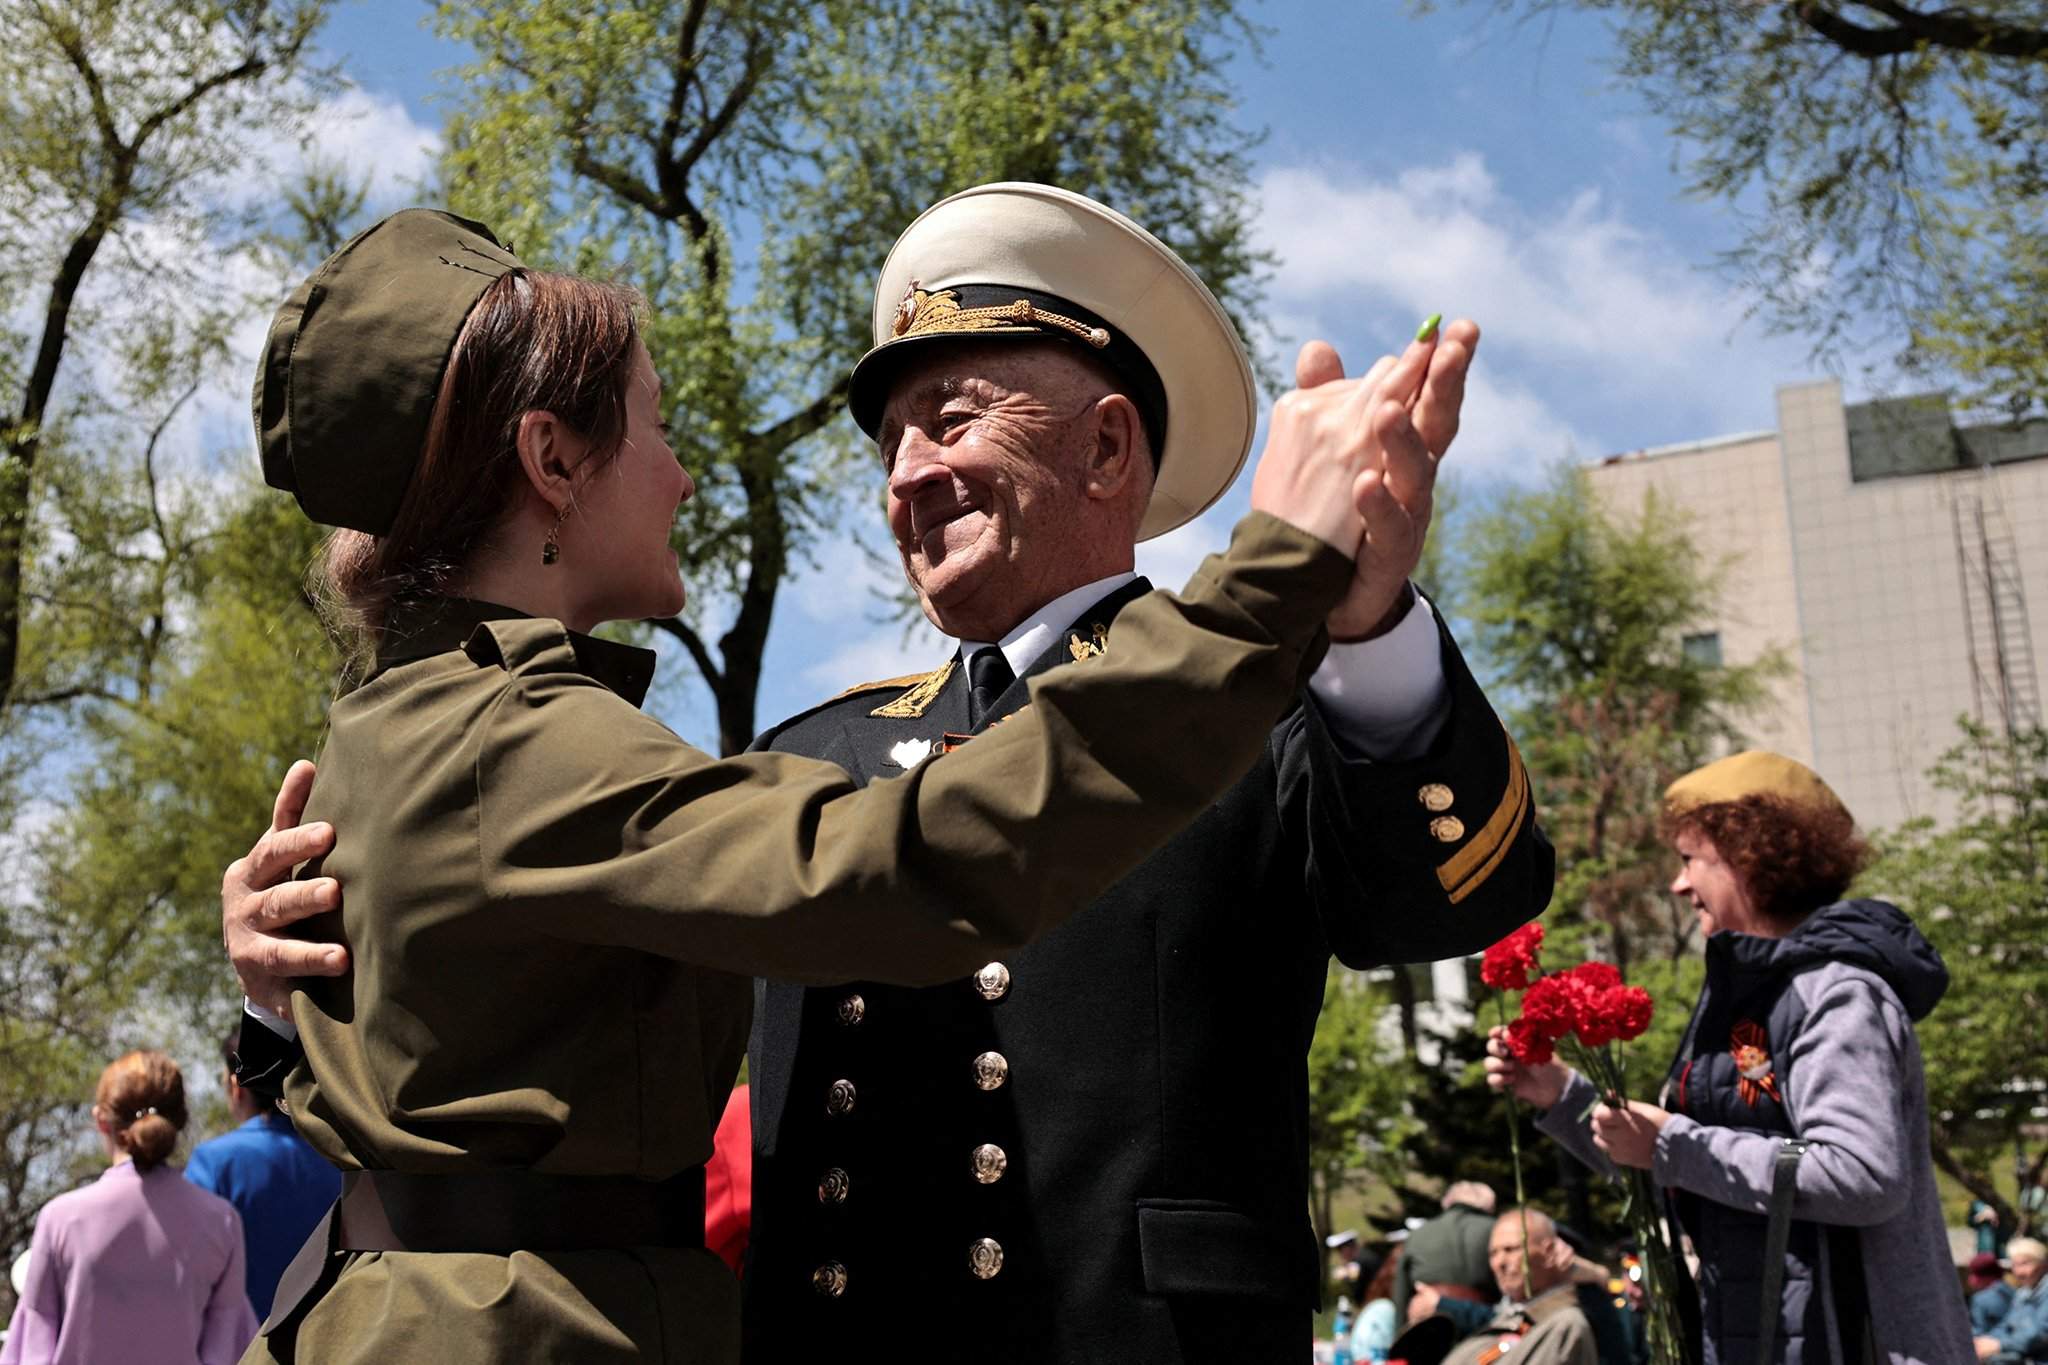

{"left": 221, "top": 759, "right": 347, "bottom": 1018}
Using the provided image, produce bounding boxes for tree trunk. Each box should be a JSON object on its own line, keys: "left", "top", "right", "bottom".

{"left": 1932, "top": 1135, "right": 2017, "bottom": 1234}
{"left": 1392, "top": 967, "right": 1420, "bottom": 1062}
{"left": 1, "top": 207, "right": 119, "bottom": 711}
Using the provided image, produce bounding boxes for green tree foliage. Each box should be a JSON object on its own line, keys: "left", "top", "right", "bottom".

{"left": 1861, "top": 720, "right": 2048, "bottom": 1232}
{"left": 0, "top": 0, "right": 330, "bottom": 716}
{"left": 1454, "top": 469, "right": 1781, "bottom": 969}
{"left": 0, "top": 175, "right": 356, "bottom": 1279}
{"left": 1306, "top": 968, "right": 1421, "bottom": 1254}
{"left": 430, "top": 0, "right": 1267, "bottom": 752}
{"left": 1428, "top": 0, "right": 2048, "bottom": 417}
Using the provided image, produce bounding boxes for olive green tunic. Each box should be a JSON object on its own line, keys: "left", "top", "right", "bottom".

{"left": 247, "top": 513, "right": 1347, "bottom": 1364}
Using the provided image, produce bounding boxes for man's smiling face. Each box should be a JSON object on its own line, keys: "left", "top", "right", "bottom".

{"left": 876, "top": 341, "right": 1130, "bottom": 641}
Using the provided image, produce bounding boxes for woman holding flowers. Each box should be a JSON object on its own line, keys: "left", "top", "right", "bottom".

{"left": 1487, "top": 752, "right": 1969, "bottom": 1365}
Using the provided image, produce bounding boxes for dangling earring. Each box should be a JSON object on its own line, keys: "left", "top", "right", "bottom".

{"left": 541, "top": 507, "right": 569, "bottom": 566}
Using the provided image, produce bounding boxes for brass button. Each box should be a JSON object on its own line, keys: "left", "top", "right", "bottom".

{"left": 812, "top": 1261, "right": 848, "bottom": 1297}
{"left": 971, "top": 1143, "right": 1008, "bottom": 1184}
{"left": 836, "top": 993, "right": 866, "bottom": 1026}
{"left": 826, "top": 1079, "right": 857, "bottom": 1117}
{"left": 967, "top": 1237, "right": 1005, "bottom": 1280}
{"left": 1430, "top": 815, "right": 1466, "bottom": 843}
{"left": 972, "top": 1051, "right": 1009, "bottom": 1091}
{"left": 1418, "top": 783, "right": 1454, "bottom": 812}
{"left": 818, "top": 1167, "right": 850, "bottom": 1205}
{"left": 973, "top": 962, "right": 1011, "bottom": 1001}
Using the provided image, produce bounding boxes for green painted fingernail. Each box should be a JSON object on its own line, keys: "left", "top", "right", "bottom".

{"left": 1416, "top": 313, "right": 1442, "bottom": 343}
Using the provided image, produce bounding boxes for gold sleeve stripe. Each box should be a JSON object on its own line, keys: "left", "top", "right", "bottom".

{"left": 1438, "top": 735, "right": 1531, "bottom": 904}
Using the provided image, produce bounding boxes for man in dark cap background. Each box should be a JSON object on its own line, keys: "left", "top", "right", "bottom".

{"left": 225, "top": 183, "right": 1553, "bottom": 1363}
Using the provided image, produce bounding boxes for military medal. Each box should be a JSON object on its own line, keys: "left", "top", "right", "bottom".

{"left": 1730, "top": 1019, "right": 1781, "bottom": 1106}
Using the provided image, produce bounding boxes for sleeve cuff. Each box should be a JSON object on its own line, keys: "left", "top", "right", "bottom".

{"left": 1307, "top": 589, "right": 1451, "bottom": 760}
{"left": 1651, "top": 1111, "right": 1700, "bottom": 1187}
{"left": 245, "top": 998, "right": 297, "bottom": 1042}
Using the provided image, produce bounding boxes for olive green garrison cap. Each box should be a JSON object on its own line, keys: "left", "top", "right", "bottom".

{"left": 253, "top": 208, "right": 525, "bottom": 535}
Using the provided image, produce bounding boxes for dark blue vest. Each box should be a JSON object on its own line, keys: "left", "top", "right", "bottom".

{"left": 1664, "top": 929, "right": 1871, "bottom": 1365}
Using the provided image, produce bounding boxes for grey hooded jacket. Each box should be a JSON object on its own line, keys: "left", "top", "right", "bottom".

{"left": 1538, "top": 899, "right": 1974, "bottom": 1365}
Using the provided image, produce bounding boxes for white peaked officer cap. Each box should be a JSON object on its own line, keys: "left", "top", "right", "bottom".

{"left": 847, "top": 182, "right": 1258, "bottom": 542}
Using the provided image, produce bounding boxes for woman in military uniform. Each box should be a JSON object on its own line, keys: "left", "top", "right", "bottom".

{"left": 241, "top": 208, "right": 1401, "bottom": 1363}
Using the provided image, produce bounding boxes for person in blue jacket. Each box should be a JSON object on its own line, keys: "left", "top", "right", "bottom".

{"left": 185, "top": 1025, "right": 340, "bottom": 1320}
{"left": 1978, "top": 1238, "right": 2048, "bottom": 1363}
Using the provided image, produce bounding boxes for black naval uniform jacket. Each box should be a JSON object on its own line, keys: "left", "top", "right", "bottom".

{"left": 742, "top": 579, "right": 1554, "bottom": 1364}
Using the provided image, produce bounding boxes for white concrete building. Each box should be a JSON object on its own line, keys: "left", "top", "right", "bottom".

{"left": 1585, "top": 380, "right": 2048, "bottom": 831}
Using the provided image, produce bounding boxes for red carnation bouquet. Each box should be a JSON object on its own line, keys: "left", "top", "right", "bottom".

{"left": 1482, "top": 923, "right": 1691, "bottom": 1365}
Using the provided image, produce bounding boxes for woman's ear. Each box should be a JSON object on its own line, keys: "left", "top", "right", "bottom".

{"left": 515, "top": 410, "right": 589, "bottom": 514}
{"left": 1084, "top": 392, "right": 1145, "bottom": 502}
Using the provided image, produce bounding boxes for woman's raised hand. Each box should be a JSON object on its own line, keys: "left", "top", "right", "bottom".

{"left": 1484, "top": 1025, "right": 1569, "bottom": 1109}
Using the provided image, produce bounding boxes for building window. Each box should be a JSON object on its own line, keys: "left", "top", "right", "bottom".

{"left": 1682, "top": 631, "right": 1723, "bottom": 668}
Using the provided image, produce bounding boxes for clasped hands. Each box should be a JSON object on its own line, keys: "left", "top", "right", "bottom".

{"left": 1251, "top": 318, "right": 1478, "bottom": 641}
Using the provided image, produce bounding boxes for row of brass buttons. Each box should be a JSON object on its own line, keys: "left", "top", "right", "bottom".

{"left": 815, "top": 1141, "right": 1007, "bottom": 1207}
{"left": 812, "top": 1238, "right": 1007, "bottom": 1298}
{"left": 812, "top": 963, "right": 1017, "bottom": 1296}
{"left": 821, "top": 1049, "right": 1007, "bottom": 1120}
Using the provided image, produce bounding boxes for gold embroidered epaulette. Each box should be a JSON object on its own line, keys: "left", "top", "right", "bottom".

{"left": 865, "top": 658, "right": 956, "bottom": 719}
{"left": 830, "top": 670, "right": 928, "bottom": 701}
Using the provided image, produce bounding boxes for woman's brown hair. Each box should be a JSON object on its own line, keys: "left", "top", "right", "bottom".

{"left": 315, "top": 268, "right": 644, "bottom": 672}
{"left": 95, "top": 1050, "right": 189, "bottom": 1172}
{"left": 1663, "top": 793, "right": 1870, "bottom": 923}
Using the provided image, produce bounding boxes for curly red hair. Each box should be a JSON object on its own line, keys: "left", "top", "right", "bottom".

{"left": 1663, "top": 794, "right": 1869, "bottom": 923}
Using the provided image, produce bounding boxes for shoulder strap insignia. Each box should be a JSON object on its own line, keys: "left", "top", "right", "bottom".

{"left": 1067, "top": 620, "right": 1111, "bottom": 662}
{"left": 869, "top": 658, "right": 957, "bottom": 718}
{"left": 830, "top": 670, "right": 927, "bottom": 701}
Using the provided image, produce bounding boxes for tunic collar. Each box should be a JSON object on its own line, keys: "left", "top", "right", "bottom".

{"left": 956, "top": 571, "right": 1141, "bottom": 676}
{"left": 374, "top": 597, "right": 657, "bottom": 708}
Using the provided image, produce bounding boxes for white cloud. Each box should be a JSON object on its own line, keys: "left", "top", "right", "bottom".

{"left": 1451, "top": 367, "right": 1593, "bottom": 473}
{"left": 1251, "top": 156, "right": 1818, "bottom": 452}
{"left": 6, "top": 81, "right": 444, "bottom": 491}
{"left": 800, "top": 626, "right": 951, "bottom": 697}
{"left": 237, "top": 83, "right": 441, "bottom": 213}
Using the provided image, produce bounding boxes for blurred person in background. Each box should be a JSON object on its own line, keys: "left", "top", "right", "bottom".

{"left": 1398, "top": 1180, "right": 1499, "bottom": 1327}
{"left": 1972, "top": 1253, "right": 2016, "bottom": 1336}
{"left": 1977, "top": 1237, "right": 2048, "bottom": 1363}
{"left": 1488, "top": 751, "right": 1972, "bottom": 1365}
{"left": 1437, "top": 1208, "right": 1633, "bottom": 1365}
{"left": 184, "top": 1024, "right": 341, "bottom": 1320}
{"left": 1349, "top": 1247, "right": 1403, "bottom": 1362}
{"left": 0, "top": 1051, "right": 255, "bottom": 1364}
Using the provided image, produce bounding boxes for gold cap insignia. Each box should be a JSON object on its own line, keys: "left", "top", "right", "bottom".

{"left": 891, "top": 286, "right": 1112, "bottom": 349}
{"left": 892, "top": 279, "right": 923, "bottom": 337}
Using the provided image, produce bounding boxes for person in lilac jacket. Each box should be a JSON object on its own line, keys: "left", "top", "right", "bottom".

{"left": 1, "top": 1051, "right": 255, "bottom": 1365}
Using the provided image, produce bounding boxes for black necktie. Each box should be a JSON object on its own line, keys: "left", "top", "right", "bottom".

{"left": 966, "top": 648, "right": 1015, "bottom": 728}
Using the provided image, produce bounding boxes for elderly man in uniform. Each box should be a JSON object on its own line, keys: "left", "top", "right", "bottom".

{"left": 1436, "top": 1209, "right": 1634, "bottom": 1365}
{"left": 223, "top": 183, "right": 1552, "bottom": 1363}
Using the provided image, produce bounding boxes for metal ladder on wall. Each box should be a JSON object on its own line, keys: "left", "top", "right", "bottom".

{"left": 1953, "top": 467, "right": 2043, "bottom": 734}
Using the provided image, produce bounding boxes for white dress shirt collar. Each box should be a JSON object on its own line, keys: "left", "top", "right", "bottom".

{"left": 956, "top": 571, "right": 1140, "bottom": 676}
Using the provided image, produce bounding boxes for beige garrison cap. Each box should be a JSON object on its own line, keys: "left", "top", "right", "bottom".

{"left": 1664, "top": 750, "right": 1852, "bottom": 822}
{"left": 254, "top": 209, "right": 525, "bottom": 535}
{"left": 847, "top": 183, "right": 1258, "bottom": 542}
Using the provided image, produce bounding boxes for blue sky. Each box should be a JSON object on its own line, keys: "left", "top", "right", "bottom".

{"left": 296, "top": 0, "right": 1845, "bottom": 749}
